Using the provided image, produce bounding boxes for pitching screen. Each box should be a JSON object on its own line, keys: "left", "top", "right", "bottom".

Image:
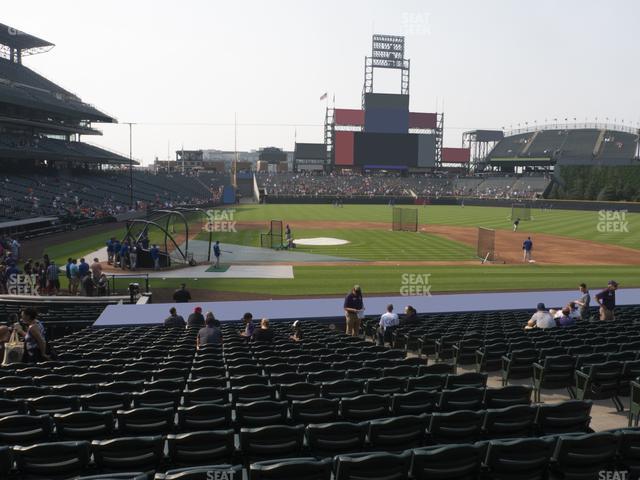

{"left": 354, "top": 132, "right": 418, "bottom": 167}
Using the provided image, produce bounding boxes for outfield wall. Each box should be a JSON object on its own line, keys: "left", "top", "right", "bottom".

{"left": 262, "top": 195, "right": 640, "bottom": 212}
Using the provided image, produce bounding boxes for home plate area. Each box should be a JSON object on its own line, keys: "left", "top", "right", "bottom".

{"left": 294, "top": 237, "right": 350, "bottom": 246}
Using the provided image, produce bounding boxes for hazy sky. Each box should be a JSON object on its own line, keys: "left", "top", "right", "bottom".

{"left": 5, "top": 0, "right": 640, "bottom": 164}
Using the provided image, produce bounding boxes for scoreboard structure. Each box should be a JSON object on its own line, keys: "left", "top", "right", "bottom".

{"left": 324, "top": 34, "right": 469, "bottom": 171}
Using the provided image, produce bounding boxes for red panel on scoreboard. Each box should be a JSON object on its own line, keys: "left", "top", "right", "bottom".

{"left": 442, "top": 147, "right": 471, "bottom": 163}
{"left": 335, "top": 109, "right": 365, "bottom": 126}
{"left": 334, "top": 131, "right": 355, "bottom": 165}
{"left": 408, "top": 112, "right": 438, "bottom": 129}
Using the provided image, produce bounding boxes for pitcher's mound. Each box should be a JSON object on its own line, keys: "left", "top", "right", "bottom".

{"left": 295, "top": 237, "right": 350, "bottom": 246}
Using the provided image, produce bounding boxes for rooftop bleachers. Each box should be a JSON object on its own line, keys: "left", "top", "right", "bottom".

{"left": 526, "top": 129, "right": 568, "bottom": 158}
{"left": 487, "top": 132, "right": 533, "bottom": 158}
{"left": 599, "top": 131, "right": 639, "bottom": 161}
{"left": 559, "top": 129, "right": 600, "bottom": 159}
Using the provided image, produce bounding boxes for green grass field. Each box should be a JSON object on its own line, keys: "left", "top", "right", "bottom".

{"left": 43, "top": 204, "right": 640, "bottom": 298}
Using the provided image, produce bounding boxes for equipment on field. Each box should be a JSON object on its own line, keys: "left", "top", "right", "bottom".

{"left": 511, "top": 203, "right": 531, "bottom": 221}
{"left": 260, "top": 220, "right": 284, "bottom": 249}
{"left": 392, "top": 207, "right": 418, "bottom": 232}
{"left": 477, "top": 227, "right": 496, "bottom": 262}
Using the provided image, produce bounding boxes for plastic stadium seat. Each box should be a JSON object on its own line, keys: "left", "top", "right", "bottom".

{"left": 532, "top": 355, "right": 577, "bottom": 402}
{"left": 183, "top": 387, "right": 229, "bottom": 406}
{"left": 484, "top": 437, "right": 554, "bottom": 480}
{"left": 167, "top": 430, "right": 235, "bottom": 466}
{"left": 427, "top": 410, "right": 483, "bottom": 444}
{"left": 228, "top": 365, "right": 263, "bottom": 376}
{"left": 249, "top": 457, "right": 332, "bottom": 480}
{"left": 307, "top": 370, "right": 344, "bottom": 383}
{"left": 333, "top": 451, "right": 412, "bottom": 480}
{"left": 305, "top": 422, "right": 368, "bottom": 458}
{"left": 475, "top": 343, "right": 508, "bottom": 372}
{"left": 617, "top": 429, "right": 640, "bottom": 478}
{"left": 153, "top": 368, "right": 188, "bottom": 381}
{"left": 131, "top": 389, "right": 181, "bottom": 409}
{"left": 187, "top": 376, "right": 227, "bottom": 389}
{"left": 368, "top": 414, "right": 429, "bottom": 451}
{"left": 341, "top": 394, "right": 391, "bottom": 422}
{"left": 345, "top": 368, "right": 380, "bottom": 381}
{"left": 80, "top": 392, "right": 130, "bottom": 413}
{"left": 279, "top": 383, "right": 321, "bottom": 403}
{"left": 177, "top": 404, "right": 234, "bottom": 431}
{"left": 438, "top": 387, "right": 484, "bottom": 412}
{"left": 549, "top": 431, "right": 619, "bottom": 479}
{"left": 239, "top": 425, "right": 305, "bottom": 464}
{"left": 231, "top": 385, "right": 277, "bottom": 404}
{"left": 575, "top": 361, "right": 624, "bottom": 411}
{"left": 269, "top": 372, "right": 307, "bottom": 385}
{"left": 377, "top": 349, "right": 406, "bottom": 360}
{"left": 453, "top": 338, "right": 483, "bottom": 367}
{"left": 412, "top": 444, "right": 481, "bottom": 479}
{"left": 382, "top": 365, "right": 418, "bottom": 378}
{"left": 4, "top": 385, "right": 50, "bottom": 400}
{"left": 264, "top": 363, "right": 298, "bottom": 375}
{"left": 91, "top": 435, "right": 164, "bottom": 475}
{"left": 0, "top": 414, "right": 53, "bottom": 445}
{"left": 0, "top": 446, "right": 11, "bottom": 479}
{"left": 113, "top": 370, "right": 153, "bottom": 383}
{"left": 320, "top": 380, "right": 364, "bottom": 399}
{"left": 391, "top": 390, "right": 439, "bottom": 416}
{"left": 156, "top": 464, "right": 242, "bottom": 480}
{"left": 0, "top": 398, "right": 26, "bottom": 416}
{"left": 291, "top": 398, "right": 340, "bottom": 425}
{"left": 53, "top": 411, "right": 115, "bottom": 440}
{"left": 418, "top": 363, "right": 455, "bottom": 376}
{"left": 97, "top": 381, "right": 144, "bottom": 394}
{"left": 534, "top": 400, "right": 593, "bottom": 435}
{"left": 0, "top": 376, "right": 33, "bottom": 388}
{"left": 501, "top": 349, "right": 538, "bottom": 385}
{"left": 482, "top": 404, "right": 537, "bottom": 439}
{"left": 406, "top": 374, "right": 446, "bottom": 392}
{"left": 483, "top": 385, "right": 532, "bottom": 409}
{"left": 13, "top": 440, "right": 91, "bottom": 479}
{"left": 26, "top": 395, "right": 80, "bottom": 415}
{"left": 365, "top": 377, "right": 406, "bottom": 395}
{"left": 50, "top": 383, "right": 96, "bottom": 396}
{"left": 444, "top": 372, "right": 488, "bottom": 389}
{"left": 236, "top": 400, "right": 289, "bottom": 428}
{"left": 230, "top": 375, "right": 269, "bottom": 388}
{"left": 116, "top": 407, "right": 175, "bottom": 435}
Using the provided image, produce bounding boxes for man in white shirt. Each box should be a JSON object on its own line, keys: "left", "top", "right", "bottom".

{"left": 378, "top": 304, "right": 399, "bottom": 346}
{"left": 526, "top": 303, "right": 556, "bottom": 329}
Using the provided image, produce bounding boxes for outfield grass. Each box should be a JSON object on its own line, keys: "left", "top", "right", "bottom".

{"left": 42, "top": 204, "right": 640, "bottom": 297}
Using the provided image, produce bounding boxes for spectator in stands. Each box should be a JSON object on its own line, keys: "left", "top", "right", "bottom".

{"left": 239, "top": 312, "right": 254, "bottom": 339}
{"left": 164, "top": 307, "right": 186, "bottom": 327}
{"left": 82, "top": 273, "right": 95, "bottom": 297}
{"left": 290, "top": 320, "right": 303, "bottom": 342}
{"left": 150, "top": 244, "right": 160, "bottom": 270}
{"left": 96, "top": 273, "right": 108, "bottom": 296}
{"left": 10, "top": 238, "right": 20, "bottom": 260}
{"left": 196, "top": 314, "right": 223, "bottom": 348}
{"left": 401, "top": 305, "right": 419, "bottom": 326}
{"left": 13, "top": 307, "right": 49, "bottom": 362}
{"left": 574, "top": 283, "right": 591, "bottom": 320}
{"left": 90, "top": 258, "right": 102, "bottom": 279}
{"left": 68, "top": 259, "right": 79, "bottom": 295}
{"left": 344, "top": 285, "right": 364, "bottom": 336}
{"left": 596, "top": 280, "right": 618, "bottom": 321}
{"left": 65, "top": 258, "right": 73, "bottom": 286}
{"left": 106, "top": 238, "right": 115, "bottom": 265}
{"left": 173, "top": 283, "right": 192, "bottom": 303}
{"left": 187, "top": 306, "right": 205, "bottom": 327}
{"left": 378, "top": 304, "right": 399, "bottom": 346}
{"left": 205, "top": 311, "right": 220, "bottom": 327}
{"left": 252, "top": 318, "right": 275, "bottom": 342}
{"left": 45, "top": 260, "right": 60, "bottom": 295}
{"left": 526, "top": 303, "right": 555, "bottom": 329}
{"left": 0, "top": 323, "right": 11, "bottom": 360}
{"left": 555, "top": 306, "right": 576, "bottom": 328}
{"left": 0, "top": 265, "right": 6, "bottom": 294}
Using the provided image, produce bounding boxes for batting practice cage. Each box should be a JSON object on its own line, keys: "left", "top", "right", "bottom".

{"left": 511, "top": 203, "right": 532, "bottom": 221}
{"left": 260, "top": 220, "right": 284, "bottom": 249}
{"left": 392, "top": 207, "right": 418, "bottom": 232}
{"left": 477, "top": 227, "right": 496, "bottom": 262}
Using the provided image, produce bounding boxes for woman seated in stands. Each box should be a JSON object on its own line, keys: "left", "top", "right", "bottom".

{"left": 197, "top": 314, "right": 223, "bottom": 348}
{"left": 290, "top": 320, "right": 302, "bottom": 342}
{"left": 12, "top": 307, "right": 50, "bottom": 362}
{"left": 252, "top": 318, "right": 275, "bottom": 343}
{"left": 401, "top": 305, "right": 419, "bottom": 326}
{"left": 239, "top": 312, "right": 255, "bottom": 339}
{"left": 555, "top": 306, "right": 576, "bottom": 328}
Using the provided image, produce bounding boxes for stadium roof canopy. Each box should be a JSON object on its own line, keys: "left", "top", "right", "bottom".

{"left": 0, "top": 23, "right": 54, "bottom": 55}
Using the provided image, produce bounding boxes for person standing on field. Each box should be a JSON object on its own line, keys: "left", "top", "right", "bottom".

{"left": 522, "top": 236, "right": 533, "bottom": 262}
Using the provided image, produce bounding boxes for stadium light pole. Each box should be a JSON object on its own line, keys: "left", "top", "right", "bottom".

{"left": 123, "top": 122, "right": 136, "bottom": 210}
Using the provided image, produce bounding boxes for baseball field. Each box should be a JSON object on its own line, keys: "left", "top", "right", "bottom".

{"left": 42, "top": 204, "right": 640, "bottom": 301}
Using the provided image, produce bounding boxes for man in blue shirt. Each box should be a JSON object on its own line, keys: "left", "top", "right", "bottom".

{"left": 150, "top": 244, "right": 160, "bottom": 270}
{"left": 522, "top": 237, "right": 533, "bottom": 262}
{"left": 68, "top": 259, "right": 79, "bottom": 295}
{"left": 78, "top": 258, "right": 90, "bottom": 278}
{"left": 106, "top": 238, "right": 115, "bottom": 265}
